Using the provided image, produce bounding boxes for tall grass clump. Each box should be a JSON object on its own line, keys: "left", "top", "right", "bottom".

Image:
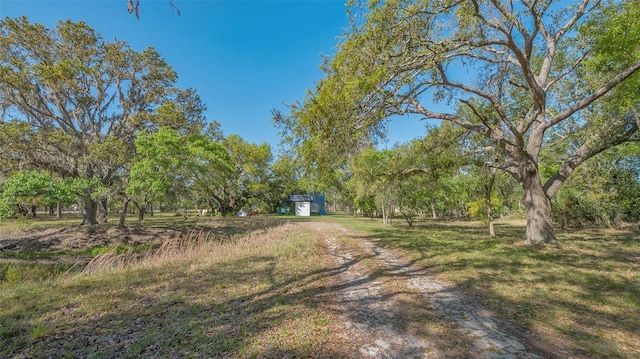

{"left": 82, "top": 229, "right": 231, "bottom": 273}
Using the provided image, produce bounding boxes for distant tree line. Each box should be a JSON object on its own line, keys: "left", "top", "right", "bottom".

{"left": 2, "top": 8, "right": 639, "bottom": 239}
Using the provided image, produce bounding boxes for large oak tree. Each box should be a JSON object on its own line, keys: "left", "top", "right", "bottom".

{"left": 277, "top": 0, "right": 640, "bottom": 244}
{"left": 0, "top": 17, "right": 203, "bottom": 224}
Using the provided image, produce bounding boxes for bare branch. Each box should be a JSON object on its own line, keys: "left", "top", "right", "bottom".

{"left": 554, "top": 0, "right": 594, "bottom": 43}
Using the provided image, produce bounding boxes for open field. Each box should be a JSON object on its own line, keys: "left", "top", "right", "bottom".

{"left": 1, "top": 213, "right": 639, "bottom": 358}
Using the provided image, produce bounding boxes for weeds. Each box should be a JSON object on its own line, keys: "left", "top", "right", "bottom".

{"left": 81, "top": 227, "right": 273, "bottom": 274}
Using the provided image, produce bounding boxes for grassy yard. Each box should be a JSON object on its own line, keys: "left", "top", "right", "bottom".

{"left": 0, "top": 216, "right": 353, "bottom": 358}
{"left": 324, "top": 215, "right": 640, "bottom": 359}
{"left": 2, "top": 213, "right": 639, "bottom": 358}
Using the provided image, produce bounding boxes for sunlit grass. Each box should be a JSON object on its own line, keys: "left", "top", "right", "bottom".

{"left": 3, "top": 212, "right": 639, "bottom": 358}
{"left": 325, "top": 214, "right": 640, "bottom": 358}
{"left": 0, "top": 221, "right": 353, "bottom": 358}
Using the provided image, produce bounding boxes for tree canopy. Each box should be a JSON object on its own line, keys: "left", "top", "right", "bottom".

{"left": 0, "top": 17, "right": 204, "bottom": 224}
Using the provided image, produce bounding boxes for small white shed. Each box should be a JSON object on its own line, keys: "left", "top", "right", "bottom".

{"left": 295, "top": 201, "right": 311, "bottom": 216}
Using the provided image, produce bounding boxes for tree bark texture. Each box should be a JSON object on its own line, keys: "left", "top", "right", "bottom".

{"left": 138, "top": 206, "right": 145, "bottom": 221}
{"left": 98, "top": 198, "right": 108, "bottom": 224}
{"left": 521, "top": 167, "right": 556, "bottom": 245}
{"left": 83, "top": 195, "right": 98, "bottom": 225}
{"left": 119, "top": 197, "right": 131, "bottom": 227}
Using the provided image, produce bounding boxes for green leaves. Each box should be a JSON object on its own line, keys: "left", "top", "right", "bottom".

{"left": 127, "top": 127, "right": 189, "bottom": 202}
{"left": 0, "top": 171, "right": 76, "bottom": 219}
{"left": 582, "top": 1, "right": 640, "bottom": 73}
{"left": 0, "top": 17, "right": 206, "bottom": 224}
{"left": 126, "top": 127, "right": 238, "bottom": 213}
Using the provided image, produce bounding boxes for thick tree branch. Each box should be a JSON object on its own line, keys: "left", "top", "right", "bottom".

{"left": 543, "top": 114, "right": 638, "bottom": 197}
{"left": 546, "top": 58, "right": 640, "bottom": 130}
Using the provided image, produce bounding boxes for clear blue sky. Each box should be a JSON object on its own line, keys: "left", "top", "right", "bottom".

{"left": 0, "top": 0, "right": 430, "bottom": 149}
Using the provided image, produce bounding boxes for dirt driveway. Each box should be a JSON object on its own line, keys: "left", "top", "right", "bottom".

{"left": 303, "top": 221, "right": 556, "bottom": 359}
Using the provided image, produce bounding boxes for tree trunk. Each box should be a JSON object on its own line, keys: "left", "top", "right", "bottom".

{"left": 98, "top": 198, "right": 108, "bottom": 224}
{"left": 119, "top": 197, "right": 130, "bottom": 227}
{"left": 17, "top": 204, "right": 29, "bottom": 216}
{"left": 381, "top": 204, "right": 388, "bottom": 224}
{"left": 486, "top": 192, "right": 496, "bottom": 238}
{"left": 56, "top": 201, "right": 63, "bottom": 220}
{"left": 486, "top": 168, "right": 496, "bottom": 237}
{"left": 487, "top": 202, "right": 495, "bottom": 237}
{"left": 403, "top": 212, "right": 414, "bottom": 227}
{"left": 431, "top": 198, "right": 437, "bottom": 219}
{"left": 522, "top": 169, "right": 556, "bottom": 245}
{"left": 207, "top": 199, "right": 216, "bottom": 217}
{"left": 137, "top": 200, "right": 150, "bottom": 221}
{"left": 30, "top": 205, "right": 37, "bottom": 218}
{"left": 138, "top": 206, "right": 145, "bottom": 221}
{"left": 83, "top": 196, "right": 98, "bottom": 225}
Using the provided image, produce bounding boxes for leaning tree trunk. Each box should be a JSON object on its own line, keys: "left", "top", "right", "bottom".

{"left": 98, "top": 198, "right": 108, "bottom": 224}
{"left": 521, "top": 166, "right": 556, "bottom": 245}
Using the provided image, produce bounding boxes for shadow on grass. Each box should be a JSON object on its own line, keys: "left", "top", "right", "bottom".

{"left": 2, "top": 216, "right": 638, "bottom": 358}
{"left": 334, "top": 216, "right": 640, "bottom": 358}
{"left": 1, "top": 224, "right": 475, "bottom": 358}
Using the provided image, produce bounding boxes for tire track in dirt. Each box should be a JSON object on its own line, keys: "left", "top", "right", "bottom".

{"left": 304, "top": 221, "right": 548, "bottom": 359}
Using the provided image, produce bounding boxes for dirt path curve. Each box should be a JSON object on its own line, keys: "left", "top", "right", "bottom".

{"left": 303, "top": 221, "right": 548, "bottom": 359}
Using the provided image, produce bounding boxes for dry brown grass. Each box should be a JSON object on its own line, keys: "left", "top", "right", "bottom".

{"left": 1, "top": 221, "right": 354, "bottom": 358}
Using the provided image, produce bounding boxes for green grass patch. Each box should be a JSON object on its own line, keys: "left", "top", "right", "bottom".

{"left": 324, "top": 214, "right": 640, "bottom": 358}
{"left": 0, "top": 262, "right": 80, "bottom": 285}
{"left": 0, "top": 212, "right": 85, "bottom": 233}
